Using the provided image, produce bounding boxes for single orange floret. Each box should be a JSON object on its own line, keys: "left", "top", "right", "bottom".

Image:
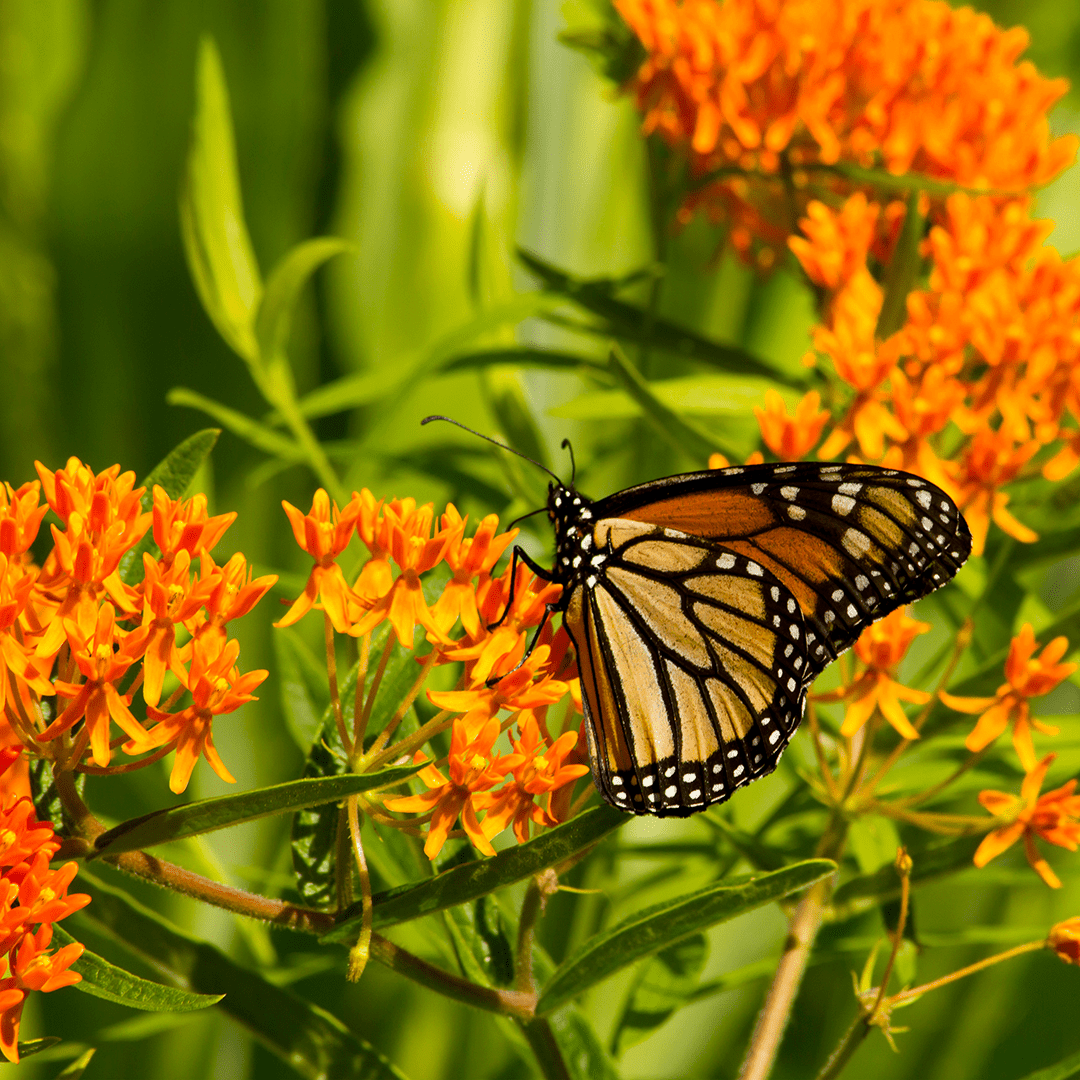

{"left": 755, "top": 389, "right": 830, "bottom": 460}
{"left": 817, "top": 607, "right": 931, "bottom": 740}
{"left": 476, "top": 712, "right": 590, "bottom": 844}
{"left": 973, "top": 753, "right": 1080, "bottom": 889}
{"left": 1048, "top": 917, "right": 1080, "bottom": 965}
{"left": 151, "top": 486, "right": 236, "bottom": 567}
{"left": 940, "top": 623, "right": 1075, "bottom": 770}
{"left": 276, "top": 489, "right": 362, "bottom": 633}
{"left": 134, "top": 635, "right": 267, "bottom": 794}
{"left": 384, "top": 715, "right": 513, "bottom": 859}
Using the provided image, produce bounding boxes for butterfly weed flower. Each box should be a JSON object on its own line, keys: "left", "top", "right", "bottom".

{"left": 188, "top": 550, "right": 278, "bottom": 650}
{"left": 275, "top": 488, "right": 362, "bottom": 633}
{"left": 383, "top": 716, "right": 513, "bottom": 859}
{"left": 816, "top": 607, "right": 931, "bottom": 740}
{"left": 754, "top": 389, "right": 830, "bottom": 460}
{"left": 350, "top": 496, "right": 456, "bottom": 647}
{"left": 430, "top": 506, "right": 517, "bottom": 637}
{"left": 1048, "top": 918, "right": 1080, "bottom": 965}
{"left": 136, "top": 634, "right": 268, "bottom": 794}
{"left": 476, "top": 712, "right": 590, "bottom": 845}
{"left": 973, "top": 753, "right": 1080, "bottom": 888}
{"left": 940, "top": 623, "right": 1076, "bottom": 770}
{"left": 150, "top": 486, "right": 236, "bottom": 569}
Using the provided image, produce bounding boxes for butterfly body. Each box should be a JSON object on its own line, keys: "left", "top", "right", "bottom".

{"left": 538, "top": 461, "right": 971, "bottom": 817}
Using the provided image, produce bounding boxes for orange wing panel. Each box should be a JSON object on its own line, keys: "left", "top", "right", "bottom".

{"left": 620, "top": 491, "right": 778, "bottom": 538}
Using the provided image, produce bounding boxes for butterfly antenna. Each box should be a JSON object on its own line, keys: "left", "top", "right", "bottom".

{"left": 561, "top": 438, "right": 577, "bottom": 485}
{"left": 421, "top": 415, "right": 562, "bottom": 484}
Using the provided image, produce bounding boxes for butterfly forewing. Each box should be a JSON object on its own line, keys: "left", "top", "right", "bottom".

{"left": 547, "top": 460, "right": 970, "bottom": 817}
{"left": 565, "top": 524, "right": 808, "bottom": 816}
{"left": 598, "top": 462, "right": 971, "bottom": 683}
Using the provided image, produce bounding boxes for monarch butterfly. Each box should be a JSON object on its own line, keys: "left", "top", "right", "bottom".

{"left": 423, "top": 418, "right": 971, "bottom": 817}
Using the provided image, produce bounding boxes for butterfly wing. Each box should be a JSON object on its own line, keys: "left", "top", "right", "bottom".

{"left": 563, "top": 520, "right": 809, "bottom": 816}
{"left": 595, "top": 462, "right": 971, "bottom": 683}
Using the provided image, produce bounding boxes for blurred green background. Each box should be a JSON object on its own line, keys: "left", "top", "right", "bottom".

{"left": 2, "top": 1, "right": 1080, "bottom": 1077}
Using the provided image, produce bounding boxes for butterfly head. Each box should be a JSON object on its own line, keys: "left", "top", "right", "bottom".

{"left": 547, "top": 483, "right": 597, "bottom": 579}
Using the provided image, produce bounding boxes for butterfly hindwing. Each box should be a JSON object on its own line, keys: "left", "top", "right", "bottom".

{"left": 563, "top": 522, "right": 808, "bottom": 817}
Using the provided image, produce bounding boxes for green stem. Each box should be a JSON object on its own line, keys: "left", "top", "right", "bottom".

{"left": 737, "top": 812, "right": 847, "bottom": 1080}
{"left": 814, "top": 1016, "right": 870, "bottom": 1080}
{"left": 369, "top": 934, "right": 536, "bottom": 1019}
{"left": 518, "top": 1018, "right": 572, "bottom": 1080}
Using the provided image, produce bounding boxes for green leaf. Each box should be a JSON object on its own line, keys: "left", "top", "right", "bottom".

{"left": 179, "top": 37, "right": 262, "bottom": 362}
{"left": 274, "top": 628, "right": 330, "bottom": 753}
{"left": 550, "top": 372, "right": 796, "bottom": 421}
{"left": 829, "top": 836, "right": 982, "bottom": 920}
{"left": 607, "top": 346, "right": 736, "bottom": 461}
{"left": 53, "top": 1048, "right": 96, "bottom": 1079}
{"left": 52, "top": 925, "right": 221, "bottom": 1012}
{"left": 166, "top": 388, "right": 303, "bottom": 460}
{"left": 517, "top": 248, "right": 796, "bottom": 383}
{"left": 8, "top": 1037, "right": 62, "bottom": 1061}
{"left": 255, "top": 237, "right": 353, "bottom": 362}
{"left": 91, "top": 763, "right": 423, "bottom": 858}
{"left": 611, "top": 933, "right": 708, "bottom": 1055}
{"left": 30, "top": 757, "right": 86, "bottom": 833}
{"left": 118, "top": 428, "right": 222, "bottom": 583}
{"left": 324, "top": 805, "right": 626, "bottom": 943}
{"left": 876, "top": 189, "right": 925, "bottom": 339}
{"left": 440, "top": 347, "right": 608, "bottom": 375}
{"left": 72, "top": 872, "right": 411, "bottom": 1080}
{"left": 541, "top": 1011, "right": 621, "bottom": 1080}
{"left": 536, "top": 859, "right": 835, "bottom": 1014}
{"left": 1014, "top": 1048, "right": 1080, "bottom": 1080}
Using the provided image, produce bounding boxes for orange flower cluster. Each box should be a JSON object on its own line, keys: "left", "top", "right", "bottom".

{"left": 616, "top": 0, "right": 1075, "bottom": 258}
{"left": 278, "top": 491, "right": 588, "bottom": 860}
{"left": 0, "top": 460, "right": 275, "bottom": 794}
{"left": 784, "top": 188, "right": 1080, "bottom": 555}
{"left": 0, "top": 749, "right": 89, "bottom": 1062}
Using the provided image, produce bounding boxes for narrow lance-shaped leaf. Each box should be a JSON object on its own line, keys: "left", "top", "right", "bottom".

{"left": 323, "top": 805, "right": 627, "bottom": 942}
{"left": 72, "top": 872, "right": 411, "bottom": 1080}
{"left": 537, "top": 859, "right": 836, "bottom": 1014}
{"left": 517, "top": 248, "right": 798, "bottom": 383}
{"left": 1014, "top": 1047, "right": 1080, "bottom": 1080}
{"left": 166, "top": 388, "right": 304, "bottom": 461}
{"left": 119, "top": 428, "right": 222, "bottom": 583}
{"left": 876, "top": 188, "right": 925, "bottom": 340}
{"left": 91, "top": 763, "right": 424, "bottom": 858}
{"left": 51, "top": 925, "right": 222, "bottom": 1013}
{"left": 607, "top": 346, "right": 739, "bottom": 462}
{"left": 255, "top": 237, "right": 354, "bottom": 363}
{"left": 180, "top": 36, "right": 262, "bottom": 362}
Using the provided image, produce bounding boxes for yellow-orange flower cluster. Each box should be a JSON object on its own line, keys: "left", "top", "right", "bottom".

{"left": 617, "top": 0, "right": 1074, "bottom": 258}
{"left": 0, "top": 749, "right": 89, "bottom": 1062}
{"left": 277, "top": 490, "right": 588, "bottom": 860}
{"left": 0, "top": 460, "right": 275, "bottom": 794}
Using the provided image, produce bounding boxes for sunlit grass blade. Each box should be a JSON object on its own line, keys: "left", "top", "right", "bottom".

{"left": 91, "top": 763, "right": 424, "bottom": 858}
{"left": 323, "top": 805, "right": 626, "bottom": 942}
{"left": 72, "top": 872, "right": 412, "bottom": 1080}
{"left": 441, "top": 347, "right": 609, "bottom": 374}
{"left": 54, "top": 1048, "right": 97, "bottom": 1079}
{"left": 52, "top": 925, "right": 222, "bottom": 1012}
{"left": 536, "top": 859, "right": 835, "bottom": 1015}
